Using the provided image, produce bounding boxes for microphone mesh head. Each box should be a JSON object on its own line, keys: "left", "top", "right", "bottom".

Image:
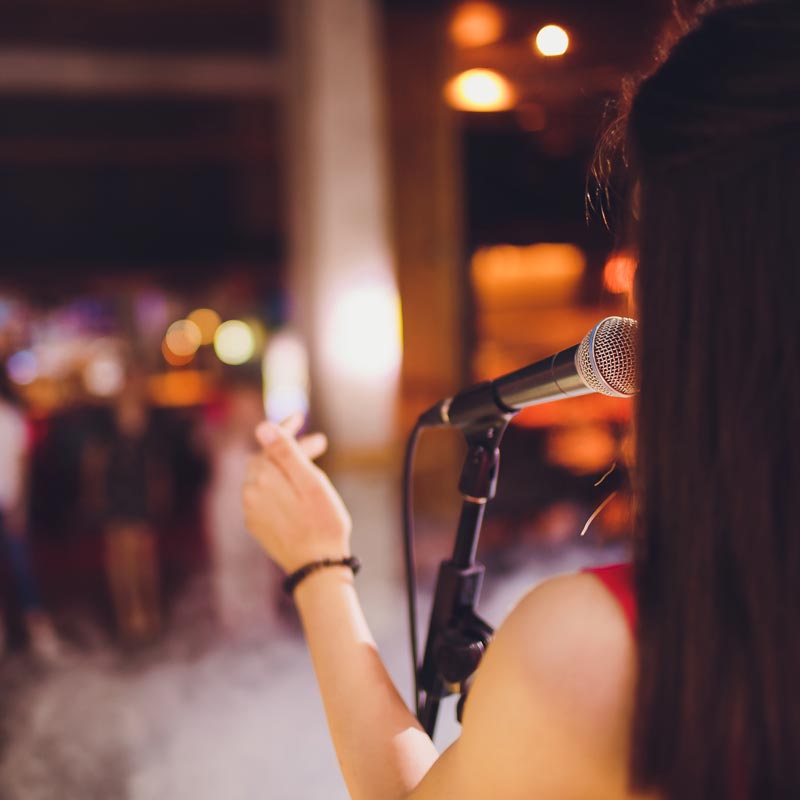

{"left": 575, "top": 316, "right": 639, "bottom": 397}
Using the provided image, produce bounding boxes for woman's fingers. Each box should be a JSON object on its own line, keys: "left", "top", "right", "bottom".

{"left": 256, "top": 416, "right": 328, "bottom": 462}
{"left": 244, "top": 453, "right": 282, "bottom": 489}
{"left": 279, "top": 412, "right": 305, "bottom": 439}
{"left": 245, "top": 423, "right": 351, "bottom": 573}
{"left": 298, "top": 432, "right": 328, "bottom": 461}
{"left": 256, "top": 421, "right": 321, "bottom": 493}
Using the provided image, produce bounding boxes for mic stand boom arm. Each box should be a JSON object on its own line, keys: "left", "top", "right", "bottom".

{"left": 417, "top": 414, "right": 510, "bottom": 738}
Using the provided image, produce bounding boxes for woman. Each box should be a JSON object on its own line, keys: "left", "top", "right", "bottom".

{"left": 243, "top": 2, "right": 800, "bottom": 797}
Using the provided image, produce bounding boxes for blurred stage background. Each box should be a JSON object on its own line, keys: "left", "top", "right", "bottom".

{"left": 0, "top": 1, "right": 669, "bottom": 797}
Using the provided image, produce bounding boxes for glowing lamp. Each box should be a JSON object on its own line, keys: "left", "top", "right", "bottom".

{"left": 445, "top": 69, "right": 516, "bottom": 112}
{"left": 214, "top": 320, "right": 256, "bottom": 365}
{"left": 449, "top": 2, "right": 505, "bottom": 48}
{"left": 534, "top": 24, "right": 569, "bottom": 57}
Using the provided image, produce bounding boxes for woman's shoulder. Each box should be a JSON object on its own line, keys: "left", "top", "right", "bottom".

{"left": 411, "top": 569, "right": 649, "bottom": 798}
{"left": 497, "top": 570, "right": 637, "bottom": 720}
{"left": 443, "top": 570, "right": 642, "bottom": 799}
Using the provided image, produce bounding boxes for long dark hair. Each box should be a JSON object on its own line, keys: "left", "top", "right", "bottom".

{"left": 619, "top": 2, "right": 800, "bottom": 797}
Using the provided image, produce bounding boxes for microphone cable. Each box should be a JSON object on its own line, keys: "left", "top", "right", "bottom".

{"left": 402, "top": 420, "right": 423, "bottom": 718}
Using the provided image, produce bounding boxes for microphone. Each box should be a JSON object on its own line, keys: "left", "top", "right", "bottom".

{"left": 418, "top": 316, "right": 639, "bottom": 428}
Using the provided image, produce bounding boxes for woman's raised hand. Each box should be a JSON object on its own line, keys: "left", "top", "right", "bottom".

{"left": 242, "top": 413, "right": 352, "bottom": 574}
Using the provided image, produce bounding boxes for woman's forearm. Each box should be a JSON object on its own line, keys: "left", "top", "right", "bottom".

{"left": 294, "top": 567, "right": 438, "bottom": 800}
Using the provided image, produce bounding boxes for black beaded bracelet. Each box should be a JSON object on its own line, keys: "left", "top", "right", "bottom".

{"left": 282, "top": 556, "right": 361, "bottom": 596}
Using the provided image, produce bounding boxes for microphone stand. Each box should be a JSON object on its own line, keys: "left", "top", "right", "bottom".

{"left": 417, "top": 414, "right": 510, "bottom": 738}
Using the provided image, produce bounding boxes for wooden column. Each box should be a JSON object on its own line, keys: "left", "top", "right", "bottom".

{"left": 383, "top": 5, "right": 466, "bottom": 520}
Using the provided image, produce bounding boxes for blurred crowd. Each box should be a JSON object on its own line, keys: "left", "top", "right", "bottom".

{"left": 0, "top": 362, "right": 287, "bottom": 660}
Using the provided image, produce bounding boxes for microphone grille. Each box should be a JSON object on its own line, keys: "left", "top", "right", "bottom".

{"left": 575, "top": 316, "right": 639, "bottom": 397}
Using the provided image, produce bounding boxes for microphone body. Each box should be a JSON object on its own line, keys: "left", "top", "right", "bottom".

{"left": 419, "top": 316, "right": 638, "bottom": 428}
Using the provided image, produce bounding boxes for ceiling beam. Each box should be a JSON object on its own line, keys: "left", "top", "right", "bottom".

{"left": 0, "top": 47, "right": 286, "bottom": 96}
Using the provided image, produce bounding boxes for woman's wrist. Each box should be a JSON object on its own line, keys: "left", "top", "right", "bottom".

{"left": 282, "top": 555, "right": 360, "bottom": 596}
{"left": 293, "top": 563, "right": 357, "bottom": 607}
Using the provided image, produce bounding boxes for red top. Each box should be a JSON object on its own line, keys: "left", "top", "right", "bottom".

{"left": 585, "top": 563, "right": 751, "bottom": 797}
{"left": 584, "top": 562, "right": 637, "bottom": 633}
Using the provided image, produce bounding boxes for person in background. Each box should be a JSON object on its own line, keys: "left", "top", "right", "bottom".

{"left": 0, "top": 364, "right": 60, "bottom": 660}
{"left": 84, "top": 370, "right": 167, "bottom": 644}
{"left": 241, "top": 2, "right": 800, "bottom": 798}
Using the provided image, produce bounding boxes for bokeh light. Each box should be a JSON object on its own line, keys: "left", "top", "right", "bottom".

{"left": 162, "top": 338, "right": 195, "bottom": 367}
{"left": 213, "top": 320, "right": 256, "bottom": 365}
{"left": 445, "top": 68, "right": 516, "bottom": 112}
{"left": 83, "top": 351, "right": 125, "bottom": 397}
{"left": 603, "top": 253, "right": 638, "bottom": 295}
{"left": 7, "top": 350, "right": 39, "bottom": 385}
{"left": 534, "top": 24, "right": 570, "bottom": 57}
{"left": 165, "top": 319, "right": 202, "bottom": 358}
{"left": 471, "top": 243, "right": 586, "bottom": 305}
{"left": 322, "top": 284, "right": 403, "bottom": 382}
{"left": 262, "top": 331, "right": 310, "bottom": 423}
{"left": 449, "top": 2, "right": 505, "bottom": 48}
{"left": 186, "top": 308, "right": 222, "bottom": 345}
{"left": 148, "top": 370, "right": 213, "bottom": 407}
{"left": 243, "top": 317, "right": 268, "bottom": 354}
{"left": 546, "top": 423, "right": 617, "bottom": 475}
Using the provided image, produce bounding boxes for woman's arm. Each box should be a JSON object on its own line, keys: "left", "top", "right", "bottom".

{"left": 294, "top": 567, "right": 439, "bottom": 798}
{"left": 242, "top": 419, "right": 437, "bottom": 798}
{"left": 243, "top": 420, "right": 638, "bottom": 800}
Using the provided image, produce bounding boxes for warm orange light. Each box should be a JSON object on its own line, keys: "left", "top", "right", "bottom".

{"left": 187, "top": 308, "right": 221, "bottom": 345}
{"left": 445, "top": 69, "right": 516, "bottom": 112}
{"left": 148, "top": 370, "right": 214, "bottom": 407}
{"left": 449, "top": 2, "right": 505, "bottom": 48}
{"left": 534, "top": 24, "right": 569, "bottom": 57}
{"left": 471, "top": 243, "right": 586, "bottom": 305}
{"left": 162, "top": 338, "right": 194, "bottom": 367}
{"left": 546, "top": 423, "right": 617, "bottom": 475}
{"left": 165, "top": 319, "right": 202, "bottom": 358}
{"left": 603, "top": 253, "right": 637, "bottom": 295}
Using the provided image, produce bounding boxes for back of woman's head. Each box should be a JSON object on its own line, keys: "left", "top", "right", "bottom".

{"left": 622, "top": 2, "right": 800, "bottom": 798}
